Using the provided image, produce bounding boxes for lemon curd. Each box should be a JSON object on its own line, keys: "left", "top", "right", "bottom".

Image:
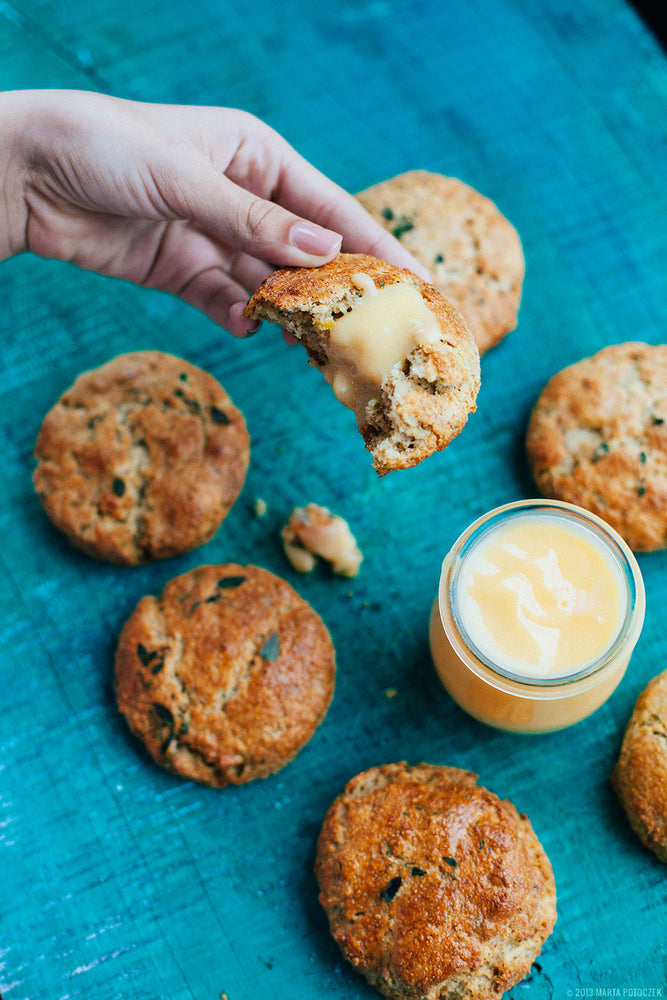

{"left": 319, "top": 274, "right": 440, "bottom": 419}
{"left": 429, "top": 500, "right": 645, "bottom": 733}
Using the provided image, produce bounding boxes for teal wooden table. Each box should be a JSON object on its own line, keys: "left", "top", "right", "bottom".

{"left": 2, "top": 1, "right": 666, "bottom": 997}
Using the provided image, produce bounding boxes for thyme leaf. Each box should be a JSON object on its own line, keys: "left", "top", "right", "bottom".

{"left": 260, "top": 632, "right": 280, "bottom": 661}
{"left": 380, "top": 875, "right": 403, "bottom": 901}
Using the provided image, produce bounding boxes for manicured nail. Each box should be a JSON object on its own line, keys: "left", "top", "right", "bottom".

{"left": 290, "top": 222, "right": 342, "bottom": 257}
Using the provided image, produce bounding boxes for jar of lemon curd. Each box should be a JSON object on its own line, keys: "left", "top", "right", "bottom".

{"left": 429, "top": 500, "right": 645, "bottom": 733}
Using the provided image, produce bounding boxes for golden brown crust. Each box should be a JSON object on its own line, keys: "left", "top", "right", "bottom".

{"left": 33, "top": 351, "right": 250, "bottom": 564}
{"left": 525, "top": 342, "right": 667, "bottom": 552}
{"left": 244, "top": 254, "right": 480, "bottom": 475}
{"left": 356, "top": 171, "right": 525, "bottom": 354}
{"left": 315, "top": 762, "right": 557, "bottom": 1000}
{"left": 612, "top": 670, "right": 667, "bottom": 861}
{"left": 114, "top": 563, "right": 336, "bottom": 786}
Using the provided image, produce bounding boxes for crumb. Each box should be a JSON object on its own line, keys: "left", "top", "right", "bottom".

{"left": 281, "top": 503, "right": 363, "bottom": 577}
{"left": 384, "top": 687, "right": 398, "bottom": 699}
{"left": 252, "top": 497, "right": 268, "bottom": 518}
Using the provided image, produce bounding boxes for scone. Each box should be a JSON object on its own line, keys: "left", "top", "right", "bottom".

{"left": 114, "top": 563, "right": 335, "bottom": 786}
{"left": 244, "top": 253, "right": 480, "bottom": 476}
{"left": 526, "top": 342, "right": 667, "bottom": 552}
{"left": 356, "top": 171, "right": 525, "bottom": 354}
{"left": 612, "top": 670, "right": 667, "bottom": 861}
{"left": 33, "top": 350, "right": 249, "bottom": 564}
{"left": 315, "top": 762, "right": 557, "bottom": 1000}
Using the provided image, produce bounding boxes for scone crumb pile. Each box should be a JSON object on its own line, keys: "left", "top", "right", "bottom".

{"left": 244, "top": 254, "right": 480, "bottom": 475}
{"left": 281, "top": 503, "right": 363, "bottom": 577}
{"left": 315, "top": 762, "right": 556, "bottom": 1000}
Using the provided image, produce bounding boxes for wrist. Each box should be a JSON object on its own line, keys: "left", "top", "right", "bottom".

{"left": 0, "top": 90, "right": 42, "bottom": 261}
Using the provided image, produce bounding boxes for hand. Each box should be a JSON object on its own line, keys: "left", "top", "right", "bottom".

{"left": 0, "top": 89, "right": 430, "bottom": 336}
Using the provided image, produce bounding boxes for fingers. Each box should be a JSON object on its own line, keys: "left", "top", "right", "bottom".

{"left": 21, "top": 92, "right": 434, "bottom": 342}
{"left": 136, "top": 220, "right": 270, "bottom": 336}
{"left": 177, "top": 267, "right": 261, "bottom": 337}
{"left": 25, "top": 195, "right": 267, "bottom": 337}
{"left": 205, "top": 168, "right": 429, "bottom": 282}
{"left": 179, "top": 169, "right": 343, "bottom": 269}
{"left": 155, "top": 109, "right": 424, "bottom": 276}
{"left": 266, "top": 144, "right": 433, "bottom": 280}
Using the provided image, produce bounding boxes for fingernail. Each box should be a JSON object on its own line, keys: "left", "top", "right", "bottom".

{"left": 290, "top": 222, "right": 342, "bottom": 257}
{"left": 229, "top": 301, "right": 260, "bottom": 338}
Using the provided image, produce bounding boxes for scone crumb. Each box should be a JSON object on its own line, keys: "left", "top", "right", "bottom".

{"left": 281, "top": 503, "right": 363, "bottom": 578}
{"left": 252, "top": 497, "right": 268, "bottom": 518}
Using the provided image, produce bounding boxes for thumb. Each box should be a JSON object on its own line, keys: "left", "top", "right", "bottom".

{"left": 190, "top": 173, "right": 342, "bottom": 267}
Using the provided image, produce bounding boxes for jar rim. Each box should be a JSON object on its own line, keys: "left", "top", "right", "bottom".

{"left": 439, "top": 499, "right": 645, "bottom": 692}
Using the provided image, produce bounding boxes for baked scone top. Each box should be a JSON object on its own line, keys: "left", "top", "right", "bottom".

{"left": 315, "top": 762, "right": 556, "bottom": 1000}
{"left": 114, "top": 563, "right": 336, "bottom": 787}
{"left": 244, "top": 254, "right": 480, "bottom": 475}
{"left": 356, "top": 170, "right": 525, "bottom": 355}
{"left": 526, "top": 342, "right": 667, "bottom": 552}
{"left": 33, "top": 350, "right": 249, "bottom": 563}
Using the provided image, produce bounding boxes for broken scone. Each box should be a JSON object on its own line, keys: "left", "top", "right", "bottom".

{"left": 282, "top": 503, "right": 363, "bottom": 577}
{"left": 243, "top": 254, "right": 480, "bottom": 475}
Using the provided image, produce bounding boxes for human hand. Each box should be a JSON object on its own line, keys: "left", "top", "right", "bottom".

{"left": 0, "top": 89, "right": 430, "bottom": 336}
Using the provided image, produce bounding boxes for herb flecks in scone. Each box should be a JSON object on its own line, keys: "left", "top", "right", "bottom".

{"left": 33, "top": 351, "right": 249, "bottom": 563}
{"left": 316, "top": 762, "right": 557, "bottom": 1000}
{"left": 526, "top": 342, "right": 667, "bottom": 552}
{"left": 357, "top": 171, "right": 525, "bottom": 355}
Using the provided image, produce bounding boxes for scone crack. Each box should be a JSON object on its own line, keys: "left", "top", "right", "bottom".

{"left": 217, "top": 628, "right": 282, "bottom": 710}
{"left": 184, "top": 574, "right": 248, "bottom": 614}
{"left": 526, "top": 342, "right": 667, "bottom": 551}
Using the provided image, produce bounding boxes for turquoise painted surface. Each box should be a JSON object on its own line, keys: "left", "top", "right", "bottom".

{"left": 1, "top": 1, "right": 666, "bottom": 997}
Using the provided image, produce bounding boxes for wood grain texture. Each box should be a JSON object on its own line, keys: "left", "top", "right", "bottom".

{"left": 1, "top": 1, "right": 667, "bottom": 998}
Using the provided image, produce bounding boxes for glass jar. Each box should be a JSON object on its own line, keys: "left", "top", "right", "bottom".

{"left": 429, "top": 499, "right": 645, "bottom": 733}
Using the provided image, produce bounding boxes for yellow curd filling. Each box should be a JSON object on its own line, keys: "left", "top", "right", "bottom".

{"left": 319, "top": 273, "right": 439, "bottom": 419}
{"left": 456, "top": 515, "right": 625, "bottom": 679}
{"left": 429, "top": 501, "right": 645, "bottom": 733}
